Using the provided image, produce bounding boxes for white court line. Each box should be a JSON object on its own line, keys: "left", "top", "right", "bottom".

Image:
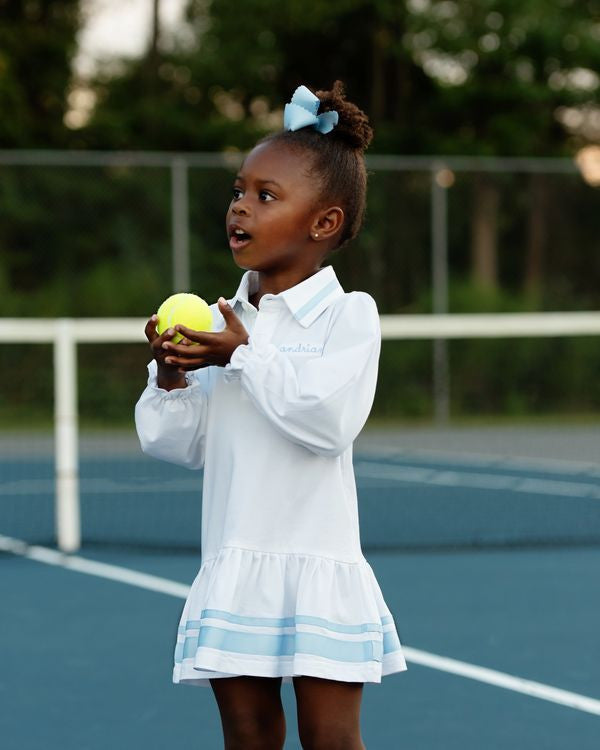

{"left": 4, "top": 457, "right": 598, "bottom": 497}
{"left": 356, "top": 446, "right": 600, "bottom": 478}
{"left": 402, "top": 647, "right": 600, "bottom": 716}
{"left": 0, "top": 534, "right": 189, "bottom": 598}
{"left": 0, "top": 478, "right": 202, "bottom": 495}
{"left": 2, "top": 533, "right": 599, "bottom": 717}
{"left": 354, "top": 462, "right": 600, "bottom": 499}
{"left": 6, "top": 464, "right": 599, "bottom": 499}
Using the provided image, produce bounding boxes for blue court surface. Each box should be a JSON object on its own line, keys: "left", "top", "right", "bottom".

{"left": 2, "top": 426, "right": 599, "bottom": 749}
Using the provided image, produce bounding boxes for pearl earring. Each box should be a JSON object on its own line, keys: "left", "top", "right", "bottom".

{"left": 314, "top": 233, "right": 319, "bottom": 238}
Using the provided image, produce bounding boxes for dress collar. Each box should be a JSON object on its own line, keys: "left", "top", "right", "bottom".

{"left": 228, "top": 265, "right": 345, "bottom": 328}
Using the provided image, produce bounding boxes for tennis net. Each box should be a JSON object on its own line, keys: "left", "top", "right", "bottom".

{"left": 1, "top": 314, "right": 599, "bottom": 552}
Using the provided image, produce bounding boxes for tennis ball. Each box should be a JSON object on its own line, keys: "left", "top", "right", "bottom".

{"left": 156, "top": 293, "right": 212, "bottom": 344}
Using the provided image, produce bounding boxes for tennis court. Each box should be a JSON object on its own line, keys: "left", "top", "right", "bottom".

{"left": 3, "top": 3, "right": 600, "bottom": 747}
{"left": 2, "top": 424, "right": 599, "bottom": 749}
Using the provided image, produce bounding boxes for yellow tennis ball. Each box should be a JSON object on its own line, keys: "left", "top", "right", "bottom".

{"left": 156, "top": 293, "right": 213, "bottom": 343}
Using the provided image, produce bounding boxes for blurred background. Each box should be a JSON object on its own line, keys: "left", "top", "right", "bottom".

{"left": 1, "top": 0, "right": 600, "bottom": 431}
{"left": 2, "top": 3, "right": 600, "bottom": 749}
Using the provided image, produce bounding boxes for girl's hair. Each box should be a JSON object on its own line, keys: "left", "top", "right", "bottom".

{"left": 259, "top": 80, "right": 373, "bottom": 250}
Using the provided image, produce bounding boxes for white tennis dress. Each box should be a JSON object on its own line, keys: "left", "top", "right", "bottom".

{"left": 135, "top": 265, "right": 407, "bottom": 686}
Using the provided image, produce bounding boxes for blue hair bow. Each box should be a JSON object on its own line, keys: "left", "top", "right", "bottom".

{"left": 283, "top": 85, "right": 339, "bottom": 134}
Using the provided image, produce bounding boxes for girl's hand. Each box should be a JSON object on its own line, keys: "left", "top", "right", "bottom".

{"left": 144, "top": 314, "right": 188, "bottom": 390}
{"left": 160, "top": 297, "right": 249, "bottom": 371}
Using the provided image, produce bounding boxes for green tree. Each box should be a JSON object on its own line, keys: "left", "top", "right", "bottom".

{"left": 82, "top": 0, "right": 432, "bottom": 151}
{"left": 0, "top": 0, "right": 81, "bottom": 147}
{"left": 4, "top": 0, "right": 600, "bottom": 318}
{"left": 400, "top": 0, "right": 600, "bottom": 293}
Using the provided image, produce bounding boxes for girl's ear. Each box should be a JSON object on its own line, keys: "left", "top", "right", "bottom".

{"left": 311, "top": 206, "right": 344, "bottom": 242}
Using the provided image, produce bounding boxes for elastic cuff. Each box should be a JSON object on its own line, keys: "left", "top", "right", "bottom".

{"left": 146, "top": 360, "right": 200, "bottom": 397}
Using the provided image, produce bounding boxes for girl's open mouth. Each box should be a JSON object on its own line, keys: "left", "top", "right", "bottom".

{"left": 229, "top": 231, "right": 252, "bottom": 251}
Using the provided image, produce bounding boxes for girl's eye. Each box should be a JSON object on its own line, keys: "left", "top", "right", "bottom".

{"left": 232, "top": 187, "right": 243, "bottom": 200}
{"left": 259, "top": 190, "right": 274, "bottom": 201}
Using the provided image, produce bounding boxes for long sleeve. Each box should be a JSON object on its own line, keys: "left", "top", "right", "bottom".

{"left": 223, "top": 292, "right": 380, "bottom": 458}
{"left": 134, "top": 360, "right": 209, "bottom": 469}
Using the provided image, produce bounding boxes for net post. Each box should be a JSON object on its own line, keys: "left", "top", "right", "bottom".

{"left": 54, "top": 319, "right": 81, "bottom": 552}
{"left": 171, "top": 157, "right": 190, "bottom": 292}
{"left": 431, "top": 165, "right": 450, "bottom": 424}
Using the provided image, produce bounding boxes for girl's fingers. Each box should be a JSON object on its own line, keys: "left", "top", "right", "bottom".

{"left": 162, "top": 340, "right": 209, "bottom": 357}
{"left": 218, "top": 296, "right": 240, "bottom": 328}
{"left": 150, "top": 328, "right": 178, "bottom": 351}
{"left": 144, "top": 314, "right": 159, "bottom": 342}
{"left": 173, "top": 324, "right": 214, "bottom": 344}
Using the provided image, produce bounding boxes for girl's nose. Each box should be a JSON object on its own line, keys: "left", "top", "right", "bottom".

{"left": 232, "top": 202, "right": 249, "bottom": 216}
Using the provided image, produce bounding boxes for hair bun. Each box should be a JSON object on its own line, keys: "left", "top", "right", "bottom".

{"left": 314, "top": 80, "right": 373, "bottom": 152}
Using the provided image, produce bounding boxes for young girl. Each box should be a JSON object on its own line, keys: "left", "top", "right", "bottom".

{"left": 135, "top": 81, "right": 407, "bottom": 750}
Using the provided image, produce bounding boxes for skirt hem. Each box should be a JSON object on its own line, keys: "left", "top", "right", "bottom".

{"left": 173, "top": 649, "right": 407, "bottom": 687}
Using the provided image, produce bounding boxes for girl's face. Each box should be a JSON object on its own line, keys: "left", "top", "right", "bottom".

{"left": 226, "top": 141, "right": 322, "bottom": 274}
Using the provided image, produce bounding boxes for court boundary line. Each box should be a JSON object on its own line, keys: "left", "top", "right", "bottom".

{"left": 0, "top": 534, "right": 190, "bottom": 598}
{"left": 354, "top": 446, "right": 600, "bottom": 477}
{"left": 4, "top": 459, "right": 599, "bottom": 499}
{"left": 354, "top": 461, "right": 600, "bottom": 499}
{"left": 401, "top": 646, "right": 600, "bottom": 716}
{"left": 2, "top": 533, "right": 599, "bottom": 717}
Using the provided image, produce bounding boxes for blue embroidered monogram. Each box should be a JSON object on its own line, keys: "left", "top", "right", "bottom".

{"left": 279, "top": 343, "right": 324, "bottom": 354}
